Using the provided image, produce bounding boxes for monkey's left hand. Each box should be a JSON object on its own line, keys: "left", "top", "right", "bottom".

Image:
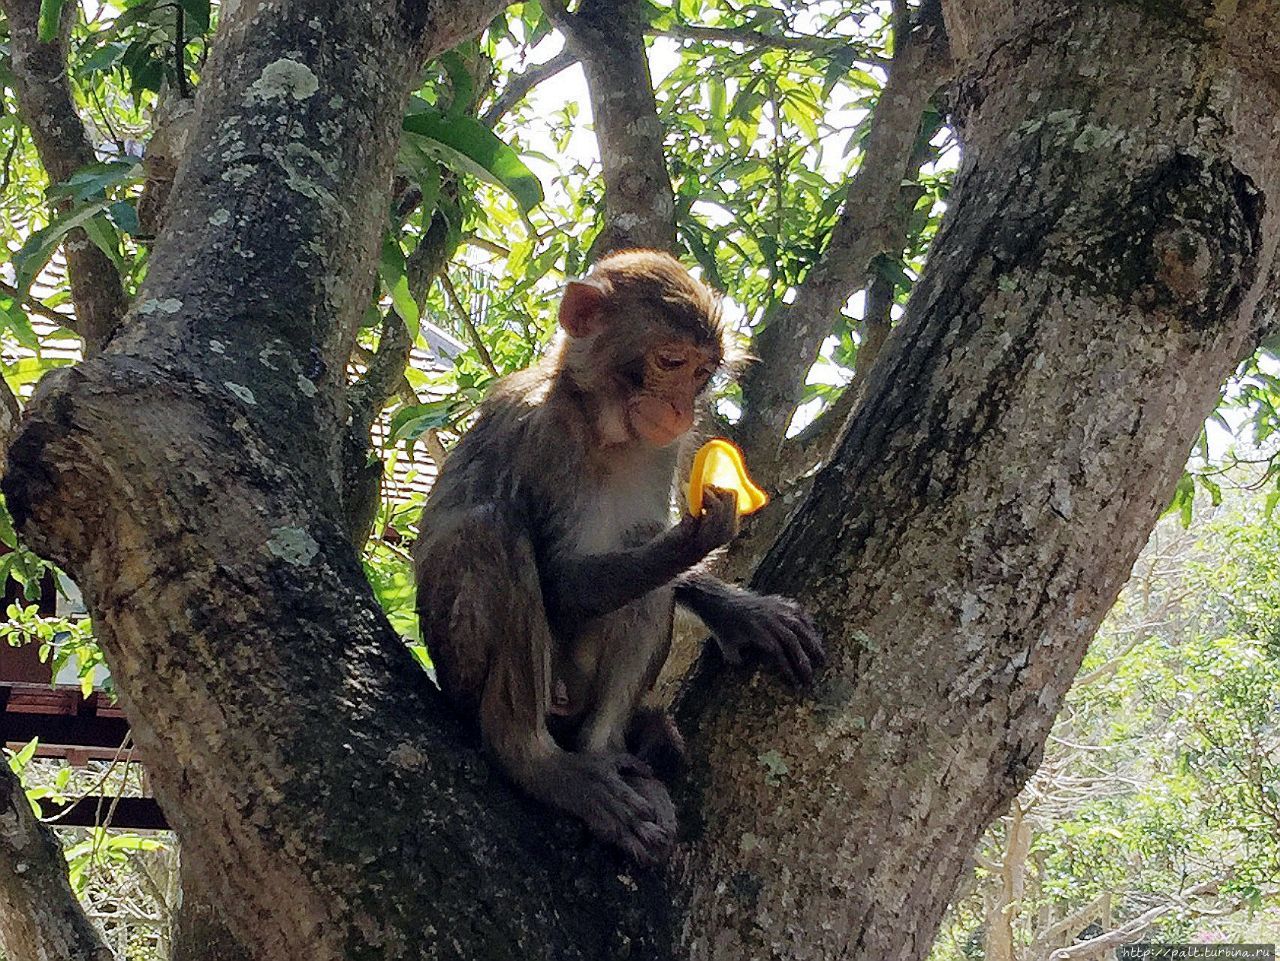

{"left": 706, "top": 592, "right": 825, "bottom": 686}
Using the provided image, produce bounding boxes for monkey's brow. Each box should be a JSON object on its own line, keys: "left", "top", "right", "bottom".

{"left": 651, "top": 297, "right": 713, "bottom": 338}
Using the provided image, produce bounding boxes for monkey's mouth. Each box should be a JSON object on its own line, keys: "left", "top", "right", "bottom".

{"left": 628, "top": 400, "right": 692, "bottom": 447}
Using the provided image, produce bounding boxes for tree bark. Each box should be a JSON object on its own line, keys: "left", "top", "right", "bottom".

{"left": 671, "top": 2, "right": 1280, "bottom": 958}
{"left": 169, "top": 852, "right": 248, "bottom": 961}
{"left": 552, "top": 0, "right": 679, "bottom": 255}
{"left": 0, "top": 762, "right": 114, "bottom": 961}
{"left": 5, "top": 2, "right": 1280, "bottom": 961}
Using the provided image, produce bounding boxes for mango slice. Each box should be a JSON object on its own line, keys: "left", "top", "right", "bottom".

{"left": 687, "top": 438, "right": 769, "bottom": 517}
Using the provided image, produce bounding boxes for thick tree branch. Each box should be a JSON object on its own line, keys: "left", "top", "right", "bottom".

{"left": 0, "top": 0, "right": 129, "bottom": 355}
{"left": 343, "top": 205, "right": 458, "bottom": 546}
{"left": 6, "top": 2, "right": 1280, "bottom": 960}
{"left": 0, "top": 761, "right": 114, "bottom": 961}
{"left": 735, "top": 0, "right": 950, "bottom": 476}
{"left": 548, "top": 0, "right": 679, "bottom": 255}
{"left": 774, "top": 161, "right": 931, "bottom": 486}
{"left": 0, "top": 377, "right": 20, "bottom": 452}
{"left": 672, "top": 2, "right": 1280, "bottom": 957}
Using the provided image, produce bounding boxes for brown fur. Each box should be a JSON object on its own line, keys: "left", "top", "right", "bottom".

{"left": 413, "top": 250, "right": 824, "bottom": 863}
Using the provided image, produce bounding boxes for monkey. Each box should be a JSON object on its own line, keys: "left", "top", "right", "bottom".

{"left": 413, "top": 249, "right": 825, "bottom": 863}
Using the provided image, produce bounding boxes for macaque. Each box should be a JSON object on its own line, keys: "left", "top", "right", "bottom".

{"left": 413, "top": 250, "right": 824, "bottom": 863}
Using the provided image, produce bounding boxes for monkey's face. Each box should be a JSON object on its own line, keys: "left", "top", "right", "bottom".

{"left": 556, "top": 250, "right": 728, "bottom": 449}
{"left": 625, "top": 340, "right": 719, "bottom": 447}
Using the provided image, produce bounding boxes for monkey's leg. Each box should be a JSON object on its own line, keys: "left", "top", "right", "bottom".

{"left": 431, "top": 507, "right": 676, "bottom": 863}
{"left": 574, "top": 589, "right": 677, "bottom": 767}
{"left": 625, "top": 706, "right": 685, "bottom": 781}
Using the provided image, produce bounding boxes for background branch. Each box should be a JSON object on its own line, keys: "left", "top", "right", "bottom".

{"left": 774, "top": 140, "right": 934, "bottom": 486}
{"left": 735, "top": 0, "right": 950, "bottom": 479}
{"left": 550, "top": 0, "right": 679, "bottom": 255}
{"left": 0, "top": 279, "right": 78, "bottom": 330}
{"left": 481, "top": 49, "right": 578, "bottom": 126}
{"left": 658, "top": 22, "right": 888, "bottom": 65}
{"left": 0, "top": 761, "right": 114, "bottom": 961}
{"left": 0, "top": 0, "right": 129, "bottom": 354}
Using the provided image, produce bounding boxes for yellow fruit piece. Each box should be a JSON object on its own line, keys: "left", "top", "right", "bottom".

{"left": 687, "top": 438, "right": 769, "bottom": 517}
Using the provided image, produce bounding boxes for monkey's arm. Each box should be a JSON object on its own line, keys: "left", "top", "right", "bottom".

{"left": 674, "top": 569, "right": 826, "bottom": 686}
{"left": 543, "top": 489, "right": 739, "bottom": 629}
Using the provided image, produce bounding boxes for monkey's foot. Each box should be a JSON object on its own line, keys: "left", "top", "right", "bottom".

{"left": 569, "top": 752, "right": 676, "bottom": 865}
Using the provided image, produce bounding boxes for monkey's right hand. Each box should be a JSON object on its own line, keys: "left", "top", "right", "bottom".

{"left": 677, "top": 485, "right": 740, "bottom": 561}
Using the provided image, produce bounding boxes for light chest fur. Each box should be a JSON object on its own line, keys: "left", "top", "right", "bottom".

{"left": 570, "top": 446, "right": 679, "bottom": 555}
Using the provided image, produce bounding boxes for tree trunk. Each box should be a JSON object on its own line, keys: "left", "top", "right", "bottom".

{"left": 0, "top": 762, "right": 113, "bottom": 961}
{"left": 5, "top": 2, "right": 1280, "bottom": 960}
{"left": 671, "top": 3, "right": 1280, "bottom": 958}
{"left": 168, "top": 853, "right": 248, "bottom": 961}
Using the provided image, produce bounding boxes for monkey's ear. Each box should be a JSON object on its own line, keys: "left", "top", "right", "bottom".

{"left": 559, "top": 279, "right": 610, "bottom": 338}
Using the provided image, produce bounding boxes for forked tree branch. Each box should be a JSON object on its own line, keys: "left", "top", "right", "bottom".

{"left": 735, "top": 0, "right": 951, "bottom": 478}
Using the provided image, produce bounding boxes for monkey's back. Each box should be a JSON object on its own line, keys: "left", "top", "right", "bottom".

{"left": 412, "top": 363, "right": 590, "bottom": 714}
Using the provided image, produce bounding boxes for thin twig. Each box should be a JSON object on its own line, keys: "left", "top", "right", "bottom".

{"left": 440, "top": 273, "right": 499, "bottom": 376}
{"left": 481, "top": 49, "right": 577, "bottom": 126}
{"left": 0, "top": 279, "right": 78, "bottom": 329}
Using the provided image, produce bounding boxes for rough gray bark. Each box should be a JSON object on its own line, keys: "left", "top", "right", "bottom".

{"left": 671, "top": 2, "right": 1280, "bottom": 958}
{"left": 548, "top": 0, "right": 679, "bottom": 255}
{"left": 5, "top": 1, "right": 1280, "bottom": 960}
{"left": 168, "top": 853, "right": 248, "bottom": 961}
{"left": 1, "top": 0, "right": 129, "bottom": 354}
{"left": 6, "top": 1, "right": 678, "bottom": 958}
{"left": 0, "top": 762, "right": 114, "bottom": 961}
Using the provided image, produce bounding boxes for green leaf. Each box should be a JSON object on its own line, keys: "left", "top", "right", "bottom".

{"left": 2, "top": 301, "right": 41, "bottom": 352}
{"left": 81, "top": 214, "right": 125, "bottom": 273}
{"left": 37, "top": 0, "right": 67, "bottom": 42}
{"left": 439, "top": 50, "right": 475, "bottom": 117}
{"left": 1265, "top": 485, "right": 1280, "bottom": 519}
{"left": 11, "top": 201, "right": 110, "bottom": 298}
{"left": 378, "top": 239, "right": 420, "bottom": 338}
{"left": 708, "top": 77, "right": 727, "bottom": 127}
{"left": 76, "top": 41, "right": 128, "bottom": 77}
{"left": 1164, "top": 471, "right": 1196, "bottom": 528}
{"left": 3, "top": 355, "right": 75, "bottom": 390}
{"left": 6, "top": 738, "right": 38, "bottom": 774}
{"left": 46, "top": 159, "right": 140, "bottom": 201}
{"left": 402, "top": 110, "right": 543, "bottom": 213}
{"left": 108, "top": 200, "right": 141, "bottom": 235}
{"left": 0, "top": 499, "right": 17, "bottom": 549}
{"left": 1197, "top": 474, "right": 1223, "bottom": 506}
{"left": 390, "top": 400, "right": 457, "bottom": 443}
{"left": 178, "top": 0, "right": 211, "bottom": 33}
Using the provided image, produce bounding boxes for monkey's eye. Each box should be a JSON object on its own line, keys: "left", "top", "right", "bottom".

{"left": 655, "top": 353, "right": 687, "bottom": 371}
